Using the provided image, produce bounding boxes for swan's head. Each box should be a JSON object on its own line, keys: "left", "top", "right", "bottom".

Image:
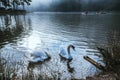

{"left": 68, "top": 45, "right": 75, "bottom": 51}
{"left": 45, "top": 52, "right": 51, "bottom": 60}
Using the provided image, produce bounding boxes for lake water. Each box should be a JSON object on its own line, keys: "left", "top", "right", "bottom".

{"left": 0, "top": 12, "right": 120, "bottom": 79}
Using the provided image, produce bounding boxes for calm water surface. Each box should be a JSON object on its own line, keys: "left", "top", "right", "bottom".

{"left": 0, "top": 12, "right": 120, "bottom": 79}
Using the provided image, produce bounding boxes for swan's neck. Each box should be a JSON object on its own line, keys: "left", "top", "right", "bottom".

{"left": 67, "top": 46, "right": 71, "bottom": 55}
{"left": 67, "top": 45, "right": 73, "bottom": 55}
{"left": 67, "top": 46, "right": 73, "bottom": 57}
{"left": 67, "top": 45, "right": 74, "bottom": 59}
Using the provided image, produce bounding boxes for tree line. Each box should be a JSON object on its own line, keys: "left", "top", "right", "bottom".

{"left": 34, "top": 0, "right": 120, "bottom": 12}
{"left": 0, "top": 0, "right": 32, "bottom": 10}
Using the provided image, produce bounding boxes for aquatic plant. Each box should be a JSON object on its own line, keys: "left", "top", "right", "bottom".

{"left": 97, "top": 32, "right": 120, "bottom": 79}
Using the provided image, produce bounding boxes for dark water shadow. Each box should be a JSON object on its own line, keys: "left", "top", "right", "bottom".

{"left": 0, "top": 14, "right": 32, "bottom": 48}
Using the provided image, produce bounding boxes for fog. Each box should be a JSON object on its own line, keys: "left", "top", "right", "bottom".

{"left": 27, "top": 0, "right": 120, "bottom": 12}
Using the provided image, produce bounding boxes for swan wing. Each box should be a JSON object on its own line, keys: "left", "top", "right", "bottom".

{"left": 29, "top": 57, "right": 44, "bottom": 63}
{"left": 31, "top": 50, "right": 46, "bottom": 57}
{"left": 59, "top": 48, "right": 68, "bottom": 59}
{"left": 30, "top": 50, "right": 50, "bottom": 62}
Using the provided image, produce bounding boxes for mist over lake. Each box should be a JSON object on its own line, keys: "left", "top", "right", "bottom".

{"left": 29, "top": 0, "right": 120, "bottom": 11}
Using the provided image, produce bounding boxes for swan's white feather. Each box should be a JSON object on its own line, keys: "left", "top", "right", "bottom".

{"left": 29, "top": 50, "right": 48, "bottom": 63}
{"left": 59, "top": 47, "right": 69, "bottom": 59}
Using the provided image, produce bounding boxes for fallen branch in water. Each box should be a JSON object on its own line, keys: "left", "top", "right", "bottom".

{"left": 84, "top": 56, "right": 105, "bottom": 71}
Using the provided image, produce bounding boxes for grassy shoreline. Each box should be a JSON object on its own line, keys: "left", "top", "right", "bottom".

{"left": 86, "top": 32, "right": 120, "bottom": 80}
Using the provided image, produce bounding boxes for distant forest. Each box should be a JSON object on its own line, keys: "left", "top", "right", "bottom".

{"left": 0, "top": 0, "right": 31, "bottom": 10}
{"left": 35, "top": 0, "right": 120, "bottom": 12}
{"left": 1, "top": 0, "right": 120, "bottom": 12}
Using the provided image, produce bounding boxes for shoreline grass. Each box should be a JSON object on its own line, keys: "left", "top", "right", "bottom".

{"left": 97, "top": 32, "right": 120, "bottom": 74}
{"left": 86, "top": 32, "right": 120, "bottom": 80}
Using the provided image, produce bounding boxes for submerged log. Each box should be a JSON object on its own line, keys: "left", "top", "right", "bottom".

{"left": 84, "top": 56, "right": 105, "bottom": 71}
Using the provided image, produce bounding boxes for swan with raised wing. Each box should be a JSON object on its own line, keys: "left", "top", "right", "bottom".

{"left": 59, "top": 45, "right": 75, "bottom": 62}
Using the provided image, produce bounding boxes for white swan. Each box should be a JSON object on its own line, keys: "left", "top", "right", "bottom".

{"left": 29, "top": 50, "right": 51, "bottom": 63}
{"left": 59, "top": 45, "right": 75, "bottom": 62}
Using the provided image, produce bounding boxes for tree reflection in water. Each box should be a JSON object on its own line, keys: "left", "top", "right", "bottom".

{"left": 0, "top": 14, "right": 32, "bottom": 48}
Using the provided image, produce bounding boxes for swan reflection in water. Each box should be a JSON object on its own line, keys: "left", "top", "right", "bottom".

{"left": 59, "top": 45, "right": 76, "bottom": 73}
